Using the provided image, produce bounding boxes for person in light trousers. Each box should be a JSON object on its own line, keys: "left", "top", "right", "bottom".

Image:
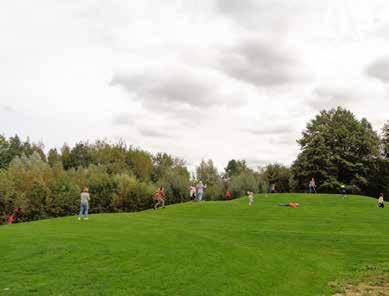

{"left": 78, "top": 187, "right": 90, "bottom": 220}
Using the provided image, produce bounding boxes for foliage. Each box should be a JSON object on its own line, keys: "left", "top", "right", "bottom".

{"left": 224, "top": 159, "right": 249, "bottom": 178}
{"left": 0, "top": 107, "right": 388, "bottom": 223}
{"left": 196, "top": 159, "right": 224, "bottom": 200}
{"left": 261, "top": 163, "right": 291, "bottom": 192}
{"left": 291, "top": 107, "right": 381, "bottom": 194}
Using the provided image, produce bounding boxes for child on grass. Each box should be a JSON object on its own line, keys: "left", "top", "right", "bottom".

{"left": 154, "top": 187, "right": 166, "bottom": 210}
{"left": 247, "top": 191, "right": 254, "bottom": 206}
{"left": 378, "top": 193, "right": 384, "bottom": 208}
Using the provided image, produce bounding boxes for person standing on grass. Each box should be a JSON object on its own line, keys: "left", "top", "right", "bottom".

{"left": 340, "top": 184, "right": 347, "bottom": 199}
{"left": 78, "top": 187, "right": 90, "bottom": 220}
{"left": 189, "top": 185, "right": 196, "bottom": 201}
{"left": 309, "top": 178, "right": 317, "bottom": 193}
{"left": 378, "top": 193, "right": 385, "bottom": 208}
{"left": 196, "top": 181, "right": 206, "bottom": 201}
{"left": 154, "top": 186, "right": 166, "bottom": 210}
{"left": 270, "top": 183, "right": 276, "bottom": 193}
{"left": 247, "top": 191, "right": 254, "bottom": 206}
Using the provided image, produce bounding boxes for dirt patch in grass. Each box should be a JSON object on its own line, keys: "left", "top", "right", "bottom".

{"left": 333, "top": 275, "right": 389, "bottom": 296}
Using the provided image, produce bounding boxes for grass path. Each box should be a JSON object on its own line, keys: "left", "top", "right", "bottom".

{"left": 1, "top": 194, "right": 388, "bottom": 295}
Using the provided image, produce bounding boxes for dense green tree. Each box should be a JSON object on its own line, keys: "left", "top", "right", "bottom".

{"left": 228, "top": 172, "right": 260, "bottom": 197}
{"left": 261, "top": 164, "right": 290, "bottom": 192}
{"left": 224, "top": 159, "right": 249, "bottom": 178}
{"left": 127, "top": 149, "right": 153, "bottom": 181}
{"left": 68, "top": 142, "right": 95, "bottom": 169}
{"left": 196, "top": 159, "right": 224, "bottom": 200}
{"left": 151, "top": 153, "right": 175, "bottom": 183}
{"left": 291, "top": 108, "right": 380, "bottom": 194}
{"left": 47, "top": 148, "right": 62, "bottom": 167}
{"left": 0, "top": 135, "right": 10, "bottom": 169}
{"left": 382, "top": 121, "right": 389, "bottom": 158}
{"left": 0, "top": 135, "right": 46, "bottom": 169}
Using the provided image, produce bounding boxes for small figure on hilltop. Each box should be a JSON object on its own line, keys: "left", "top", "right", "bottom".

{"left": 378, "top": 193, "right": 385, "bottom": 208}
{"left": 78, "top": 187, "right": 90, "bottom": 220}
{"left": 247, "top": 191, "right": 254, "bottom": 206}
{"left": 270, "top": 183, "right": 277, "bottom": 193}
{"left": 154, "top": 186, "right": 166, "bottom": 210}
{"left": 7, "top": 213, "right": 15, "bottom": 224}
{"left": 7, "top": 207, "right": 21, "bottom": 224}
{"left": 340, "top": 184, "right": 347, "bottom": 199}
{"left": 189, "top": 185, "right": 196, "bottom": 201}
{"left": 309, "top": 178, "right": 317, "bottom": 193}
{"left": 225, "top": 191, "right": 232, "bottom": 200}
{"left": 196, "top": 181, "right": 206, "bottom": 201}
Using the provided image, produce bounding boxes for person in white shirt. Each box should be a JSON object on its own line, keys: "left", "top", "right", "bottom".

{"left": 247, "top": 191, "right": 254, "bottom": 206}
{"left": 196, "top": 181, "right": 206, "bottom": 201}
{"left": 309, "top": 178, "right": 317, "bottom": 193}
{"left": 189, "top": 186, "right": 196, "bottom": 201}
{"left": 78, "top": 187, "right": 90, "bottom": 220}
{"left": 378, "top": 193, "right": 384, "bottom": 208}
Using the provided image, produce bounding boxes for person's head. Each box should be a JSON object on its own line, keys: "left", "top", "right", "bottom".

{"left": 311, "top": 177, "right": 315, "bottom": 181}
{"left": 379, "top": 193, "right": 384, "bottom": 197}
{"left": 199, "top": 181, "right": 203, "bottom": 185}
{"left": 159, "top": 186, "right": 163, "bottom": 191}
{"left": 83, "top": 187, "right": 89, "bottom": 193}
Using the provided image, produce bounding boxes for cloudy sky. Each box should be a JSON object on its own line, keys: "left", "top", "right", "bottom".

{"left": 1, "top": 0, "right": 389, "bottom": 170}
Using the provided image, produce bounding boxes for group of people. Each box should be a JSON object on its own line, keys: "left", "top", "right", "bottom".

{"left": 189, "top": 181, "right": 207, "bottom": 202}
{"left": 10, "top": 178, "right": 385, "bottom": 223}
{"left": 309, "top": 177, "right": 346, "bottom": 198}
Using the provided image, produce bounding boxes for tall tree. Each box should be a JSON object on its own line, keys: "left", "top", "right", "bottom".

{"left": 224, "top": 159, "right": 249, "bottom": 178}
{"left": 291, "top": 107, "right": 380, "bottom": 193}
{"left": 382, "top": 121, "right": 389, "bottom": 158}
{"left": 47, "top": 148, "right": 62, "bottom": 167}
{"left": 261, "top": 163, "right": 291, "bottom": 192}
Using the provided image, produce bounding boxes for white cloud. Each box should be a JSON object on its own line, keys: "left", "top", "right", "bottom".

{"left": 1, "top": 0, "right": 389, "bottom": 170}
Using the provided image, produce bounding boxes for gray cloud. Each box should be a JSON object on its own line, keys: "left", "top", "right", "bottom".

{"left": 110, "top": 66, "right": 245, "bottom": 113}
{"left": 216, "top": 0, "right": 310, "bottom": 30}
{"left": 112, "top": 113, "right": 133, "bottom": 125}
{"left": 1, "top": 105, "right": 15, "bottom": 113}
{"left": 269, "top": 136, "right": 295, "bottom": 145}
{"left": 366, "top": 57, "right": 389, "bottom": 83}
{"left": 243, "top": 124, "right": 295, "bottom": 136}
{"left": 307, "top": 85, "right": 359, "bottom": 110}
{"left": 245, "top": 157, "right": 271, "bottom": 169}
{"left": 218, "top": 39, "right": 306, "bottom": 87}
{"left": 138, "top": 127, "right": 170, "bottom": 138}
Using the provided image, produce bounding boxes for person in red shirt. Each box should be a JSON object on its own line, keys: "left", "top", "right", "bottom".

{"left": 7, "top": 214, "right": 15, "bottom": 224}
{"left": 153, "top": 187, "right": 166, "bottom": 210}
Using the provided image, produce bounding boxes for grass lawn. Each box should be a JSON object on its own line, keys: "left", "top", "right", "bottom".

{"left": 1, "top": 194, "right": 388, "bottom": 296}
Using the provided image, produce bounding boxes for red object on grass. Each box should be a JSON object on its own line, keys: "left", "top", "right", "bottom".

{"left": 225, "top": 191, "right": 232, "bottom": 200}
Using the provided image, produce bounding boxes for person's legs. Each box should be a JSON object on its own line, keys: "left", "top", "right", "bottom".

{"left": 309, "top": 186, "right": 312, "bottom": 193}
{"left": 161, "top": 199, "right": 165, "bottom": 208}
{"left": 84, "top": 202, "right": 89, "bottom": 219}
{"left": 197, "top": 192, "right": 203, "bottom": 201}
{"left": 79, "top": 203, "right": 84, "bottom": 218}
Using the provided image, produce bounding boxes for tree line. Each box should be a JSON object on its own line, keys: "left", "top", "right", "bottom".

{"left": 0, "top": 107, "right": 388, "bottom": 224}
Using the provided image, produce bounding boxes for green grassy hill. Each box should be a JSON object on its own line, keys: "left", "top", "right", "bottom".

{"left": 1, "top": 194, "right": 388, "bottom": 296}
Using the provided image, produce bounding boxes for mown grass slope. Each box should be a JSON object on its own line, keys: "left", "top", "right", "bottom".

{"left": 1, "top": 194, "right": 388, "bottom": 296}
